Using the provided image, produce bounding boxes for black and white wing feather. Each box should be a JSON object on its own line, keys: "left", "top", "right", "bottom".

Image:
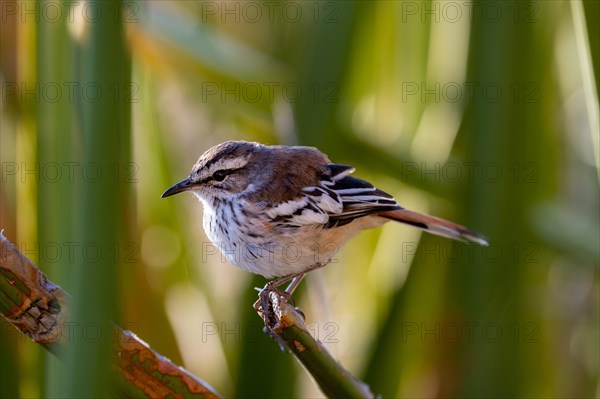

{"left": 264, "top": 163, "right": 488, "bottom": 245}
{"left": 319, "top": 164, "right": 402, "bottom": 228}
{"left": 266, "top": 163, "right": 402, "bottom": 228}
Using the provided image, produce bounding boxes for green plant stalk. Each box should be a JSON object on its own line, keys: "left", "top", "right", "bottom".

{"left": 258, "top": 290, "right": 374, "bottom": 399}
{"left": 36, "top": 0, "right": 77, "bottom": 394}
{"left": 0, "top": 231, "right": 223, "bottom": 399}
{"left": 67, "top": 0, "right": 132, "bottom": 396}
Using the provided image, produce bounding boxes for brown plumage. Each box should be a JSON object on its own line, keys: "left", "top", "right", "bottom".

{"left": 379, "top": 209, "right": 488, "bottom": 245}
{"left": 162, "top": 141, "right": 488, "bottom": 280}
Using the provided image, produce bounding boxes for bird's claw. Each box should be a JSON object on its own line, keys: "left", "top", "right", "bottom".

{"left": 253, "top": 282, "right": 296, "bottom": 330}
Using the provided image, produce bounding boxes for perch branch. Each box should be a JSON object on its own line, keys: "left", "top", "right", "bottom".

{"left": 257, "top": 289, "right": 375, "bottom": 399}
{"left": 0, "top": 231, "right": 222, "bottom": 399}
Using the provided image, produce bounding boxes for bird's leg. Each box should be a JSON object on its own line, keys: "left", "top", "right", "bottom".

{"left": 258, "top": 274, "right": 307, "bottom": 326}
{"left": 253, "top": 273, "right": 297, "bottom": 328}
{"left": 284, "top": 274, "right": 305, "bottom": 295}
{"left": 254, "top": 262, "right": 328, "bottom": 330}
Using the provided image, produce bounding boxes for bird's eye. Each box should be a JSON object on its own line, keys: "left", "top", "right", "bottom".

{"left": 212, "top": 170, "right": 228, "bottom": 182}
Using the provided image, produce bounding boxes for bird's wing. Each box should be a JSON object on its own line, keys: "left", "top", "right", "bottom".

{"left": 263, "top": 163, "right": 488, "bottom": 245}
{"left": 318, "top": 164, "right": 402, "bottom": 227}
{"left": 265, "top": 163, "right": 401, "bottom": 228}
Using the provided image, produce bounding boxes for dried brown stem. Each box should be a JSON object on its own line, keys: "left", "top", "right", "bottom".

{"left": 0, "top": 231, "right": 222, "bottom": 399}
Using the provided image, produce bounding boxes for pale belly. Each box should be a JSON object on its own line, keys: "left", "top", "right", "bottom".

{"left": 201, "top": 199, "right": 388, "bottom": 278}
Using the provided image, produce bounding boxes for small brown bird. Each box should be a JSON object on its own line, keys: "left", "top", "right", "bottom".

{"left": 162, "top": 141, "right": 487, "bottom": 291}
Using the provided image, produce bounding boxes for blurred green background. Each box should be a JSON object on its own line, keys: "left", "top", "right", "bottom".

{"left": 1, "top": 1, "right": 598, "bottom": 398}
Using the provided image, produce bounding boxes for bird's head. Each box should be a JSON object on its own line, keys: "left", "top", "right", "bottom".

{"left": 161, "top": 141, "right": 266, "bottom": 202}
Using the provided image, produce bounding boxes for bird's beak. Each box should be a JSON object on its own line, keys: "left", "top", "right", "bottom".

{"left": 161, "top": 178, "right": 194, "bottom": 198}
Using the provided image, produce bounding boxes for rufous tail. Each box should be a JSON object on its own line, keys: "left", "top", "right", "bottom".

{"left": 379, "top": 209, "right": 488, "bottom": 246}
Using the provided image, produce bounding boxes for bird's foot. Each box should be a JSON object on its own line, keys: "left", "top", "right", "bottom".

{"left": 253, "top": 282, "right": 289, "bottom": 329}
{"left": 253, "top": 281, "right": 305, "bottom": 332}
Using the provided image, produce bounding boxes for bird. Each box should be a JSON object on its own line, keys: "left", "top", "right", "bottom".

{"left": 162, "top": 140, "right": 488, "bottom": 296}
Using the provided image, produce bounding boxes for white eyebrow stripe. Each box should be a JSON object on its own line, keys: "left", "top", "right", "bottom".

{"left": 199, "top": 155, "right": 251, "bottom": 180}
